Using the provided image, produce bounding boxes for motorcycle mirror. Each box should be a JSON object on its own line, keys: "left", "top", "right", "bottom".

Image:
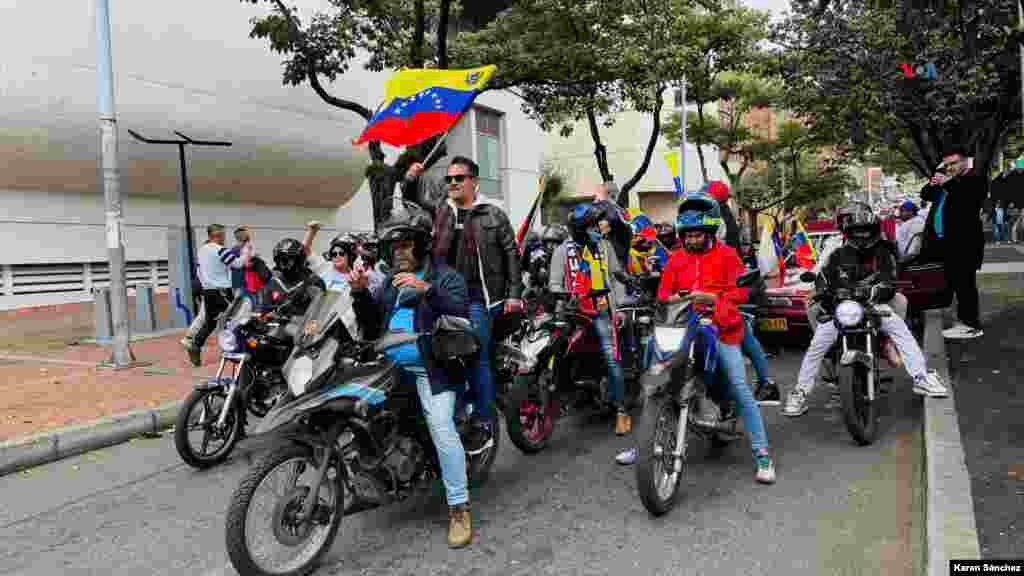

{"left": 800, "top": 271, "right": 816, "bottom": 283}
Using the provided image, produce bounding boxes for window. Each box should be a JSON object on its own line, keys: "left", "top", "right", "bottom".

{"left": 475, "top": 108, "right": 503, "bottom": 201}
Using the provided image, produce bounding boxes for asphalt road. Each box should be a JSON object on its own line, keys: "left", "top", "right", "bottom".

{"left": 0, "top": 351, "right": 924, "bottom": 576}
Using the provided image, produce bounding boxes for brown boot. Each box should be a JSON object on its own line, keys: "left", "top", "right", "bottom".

{"left": 615, "top": 412, "right": 632, "bottom": 435}
{"left": 447, "top": 504, "right": 472, "bottom": 548}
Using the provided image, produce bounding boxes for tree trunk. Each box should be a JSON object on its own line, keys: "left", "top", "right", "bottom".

{"left": 695, "top": 103, "right": 709, "bottom": 183}
{"left": 620, "top": 87, "right": 665, "bottom": 206}
{"left": 586, "top": 107, "right": 613, "bottom": 182}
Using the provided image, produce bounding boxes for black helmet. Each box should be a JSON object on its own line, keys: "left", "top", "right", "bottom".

{"left": 273, "top": 238, "right": 305, "bottom": 275}
{"left": 356, "top": 232, "right": 379, "bottom": 265}
{"left": 378, "top": 201, "right": 433, "bottom": 266}
{"left": 539, "top": 224, "right": 569, "bottom": 247}
{"left": 325, "top": 232, "right": 359, "bottom": 262}
{"left": 836, "top": 202, "right": 880, "bottom": 251}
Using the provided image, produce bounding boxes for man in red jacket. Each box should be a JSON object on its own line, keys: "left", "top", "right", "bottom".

{"left": 619, "top": 192, "right": 775, "bottom": 484}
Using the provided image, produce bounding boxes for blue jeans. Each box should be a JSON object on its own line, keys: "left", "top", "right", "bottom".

{"left": 404, "top": 365, "right": 468, "bottom": 506}
{"left": 592, "top": 309, "right": 625, "bottom": 405}
{"left": 742, "top": 316, "right": 771, "bottom": 385}
{"left": 466, "top": 302, "right": 499, "bottom": 423}
{"left": 717, "top": 342, "right": 770, "bottom": 456}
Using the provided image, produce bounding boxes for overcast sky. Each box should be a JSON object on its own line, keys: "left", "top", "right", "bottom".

{"left": 743, "top": 0, "right": 791, "bottom": 18}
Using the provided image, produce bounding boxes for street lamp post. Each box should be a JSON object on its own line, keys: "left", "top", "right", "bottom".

{"left": 95, "top": 0, "right": 134, "bottom": 367}
{"left": 678, "top": 78, "right": 687, "bottom": 197}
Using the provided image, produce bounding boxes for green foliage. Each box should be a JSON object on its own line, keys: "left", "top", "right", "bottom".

{"left": 775, "top": 0, "right": 1023, "bottom": 177}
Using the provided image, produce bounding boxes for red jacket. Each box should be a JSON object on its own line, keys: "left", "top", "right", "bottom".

{"left": 656, "top": 243, "right": 750, "bottom": 345}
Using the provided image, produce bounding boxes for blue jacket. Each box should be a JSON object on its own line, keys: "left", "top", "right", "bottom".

{"left": 352, "top": 257, "right": 470, "bottom": 395}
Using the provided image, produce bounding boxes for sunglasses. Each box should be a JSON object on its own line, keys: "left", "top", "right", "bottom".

{"left": 444, "top": 174, "right": 472, "bottom": 184}
{"left": 329, "top": 249, "right": 348, "bottom": 259}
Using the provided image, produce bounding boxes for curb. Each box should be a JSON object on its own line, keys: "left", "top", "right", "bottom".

{"left": 0, "top": 400, "right": 182, "bottom": 478}
{"left": 922, "top": 310, "right": 981, "bottom": 574}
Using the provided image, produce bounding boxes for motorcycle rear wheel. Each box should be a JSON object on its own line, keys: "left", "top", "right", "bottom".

{"left": 636, "top": 397, "right": 686, "bottom": 516}
{"left": 838, "top": 364, "right": 878, "bottom": 446}
{"left": 225, "top": 444, "right": 343, "bottom": 576}
{"left": 174, "top": 388, "right": 244, "bottom": 469}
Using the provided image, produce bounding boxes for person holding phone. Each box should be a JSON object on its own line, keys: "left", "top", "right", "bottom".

{"left": 920, "top": 147, "right": 985, "bottom": 339}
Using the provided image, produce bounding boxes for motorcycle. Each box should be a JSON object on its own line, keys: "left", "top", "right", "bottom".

{"left": 634, "top": 270, "right": 761, "bottom": 516}
{"left": 502, "top": 285, "right": 646, "bottom": 455}
{"left": 800, "top": 270, "right": 893, "bottom": 446}
{"left": 174, "top": 277, "right": 305, "bottom": 469}
{"left": 224, "top": 285, "right": 498, "bottom": 576}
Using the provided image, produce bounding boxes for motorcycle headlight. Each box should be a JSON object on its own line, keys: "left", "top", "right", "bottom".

{"left": 217, "top": 329, "right": 239, "bottom": 352}
{"left": 835, "top": 300, "right": 864, "bottom": 327}
{"left": 287, "top": 356, "right": 314, "bottom": 396}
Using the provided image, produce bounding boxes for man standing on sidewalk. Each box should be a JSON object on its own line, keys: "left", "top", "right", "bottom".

{"left": 181, "top": 224, "right": 249, "bottom": 366}
{"left": 920, "top": 148, "right": 985, "bottom": 339}
{"left": 406, "top": 156, "right": 523, "bottom": 453}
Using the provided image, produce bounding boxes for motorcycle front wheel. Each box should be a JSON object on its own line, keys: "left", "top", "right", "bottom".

{"left": 466, "top": 416, "right": 501, "bottom": 487}
{"left": 636, "top": 396, "right": 687, "bottom": 516}
{"left": 174, "top": 387, "right": 244, "bottom": 469}
{"left": 225, "top": 444, "right": 343, "bottom": 576}
{"left": 505, "top": 372, "right": 558, "bottom": 454}
{"left": 838, "top": 363, "right": 878, "bottom": 446}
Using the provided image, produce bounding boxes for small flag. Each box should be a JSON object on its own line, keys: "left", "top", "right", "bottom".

{"left": 791, "top": 221, "right": 817, "bottom": 270}
{"left": 664, "top": 150, "right": 683, "bottom": 197}
{"left": 516, "top": 175, "right": 545, "bottom": 256}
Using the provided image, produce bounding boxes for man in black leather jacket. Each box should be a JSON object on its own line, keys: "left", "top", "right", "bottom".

{"left": 784, "top": 203, "right": 948, "bottom": 417}
{"left": 404, "top": 156, "right": 523, "bottom": 452}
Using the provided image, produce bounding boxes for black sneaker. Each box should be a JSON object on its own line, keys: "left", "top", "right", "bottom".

{"left": 754, "top": 381, "right": 781, "bottom": 406}
{"left": 187, "top": 346, "right": 202, "bottom": 367}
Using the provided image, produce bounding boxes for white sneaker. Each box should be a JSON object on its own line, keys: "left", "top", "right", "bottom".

{"left": 783, "top": 389, "right": 809, "bottom": 417}
{"left": 942, "top": 323, "right": 984, "bottom": 339}
{"left": 913, "top": 371, "right": 949, "bottom": 397}
{"left": 616, "top": 448, "right": 638, "bottom": 465}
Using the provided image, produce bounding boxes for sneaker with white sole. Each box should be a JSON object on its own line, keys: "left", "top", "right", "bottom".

{"left": 913, "top": 370, "right": 949, "bottom": 397}
{"left": 782, "top": 389, "right": 809, "bottom": 417}
{"left": 755, "top": 449, "right": 776, "bottom": 484}
{"left": 616, "top": 447, "right": 638, "bottom": 465}
{"left": 942, "top": 322, "right": 984, "bottom": 340}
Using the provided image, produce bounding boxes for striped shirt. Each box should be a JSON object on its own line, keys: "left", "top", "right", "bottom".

{"left": 197, "top": 242, "right": 248, "bottom": 289}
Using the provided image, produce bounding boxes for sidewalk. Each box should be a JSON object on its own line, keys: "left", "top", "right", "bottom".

{"left": 0, "top": 333, "right": 220, "bottom": 442}
{"left": 947, "top": 274, "right": 1024, "bottom": 559}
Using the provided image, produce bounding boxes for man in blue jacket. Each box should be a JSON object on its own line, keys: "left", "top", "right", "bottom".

{"left": 349, "top": 201, "right": 475, "bottom": 549}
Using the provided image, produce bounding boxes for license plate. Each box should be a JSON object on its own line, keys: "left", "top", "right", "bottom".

{"left": 758, "top": 318, "right": 788, "bottom": 332}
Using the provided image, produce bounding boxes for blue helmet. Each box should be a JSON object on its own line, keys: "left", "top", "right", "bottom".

{"left": 675, "top": 192, "right": 722, "bottom": 236}
{"left": 899, "top": 200, "right": 919, "bottom": 214}
{"left": 568, "top": 202, "right": 603, "bottom": 245}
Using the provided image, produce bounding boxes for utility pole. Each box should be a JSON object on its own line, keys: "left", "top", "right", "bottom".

{"left": 95, "top": 0, "right": 134, "bottom": 367}
{"left": 679, "top": 78, "right": 687, "bottom": 197}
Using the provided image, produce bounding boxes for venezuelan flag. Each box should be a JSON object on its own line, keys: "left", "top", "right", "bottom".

{"left": 791, "top": 221, "right": 817, "bottom": 270}
{"left": 663, "top": 150, "right": 683, "bottom": 197}
{"left": 353, "top": 65, "right": 497, "bottom": 147}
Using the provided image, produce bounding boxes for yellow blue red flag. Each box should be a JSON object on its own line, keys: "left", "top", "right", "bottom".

{"left": 663, "top": 150, "right": 683, "bottom": 197}
{"left": 353, "top": 65, "right": 497, "bottom": 147}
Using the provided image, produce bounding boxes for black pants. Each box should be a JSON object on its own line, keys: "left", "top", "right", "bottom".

{"left": 945, "top": 258, "right": 980, "bottom": 328}
{"left": 194, "top": 289, "right": 233, "bottom": 348}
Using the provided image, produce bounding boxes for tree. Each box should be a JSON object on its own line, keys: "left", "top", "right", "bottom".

{"left": 242, "top": 0, "right": 497, "bottom": 229}
{"left": 453, "top": 0, "right": 694, "bottom": 206}
{"left": 661, "top": 4, "right": 772, "bottom": 184}
{"left": 662, "top": 72, "right": 779, "bottom": 188}
{"left": 775, "top": 0, "right": 1022, "bottom": 183}
{"left": 734, "top": 119, "right": 855, "bottom": 214}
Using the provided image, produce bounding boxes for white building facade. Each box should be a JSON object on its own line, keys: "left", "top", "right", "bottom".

{"left": 0, "top": 0, "right": 542, "bottom": 310}
{"left": 542, "top": 92, "right": 724, "bottom": 224}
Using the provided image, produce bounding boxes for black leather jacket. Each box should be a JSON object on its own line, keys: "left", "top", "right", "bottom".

{"left": 431, "top": 197, "right": 523, "bottom": 304}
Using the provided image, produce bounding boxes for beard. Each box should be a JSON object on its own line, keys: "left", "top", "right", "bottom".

{"left": 395, "top": 252, "right": 418, "bottom": 273}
